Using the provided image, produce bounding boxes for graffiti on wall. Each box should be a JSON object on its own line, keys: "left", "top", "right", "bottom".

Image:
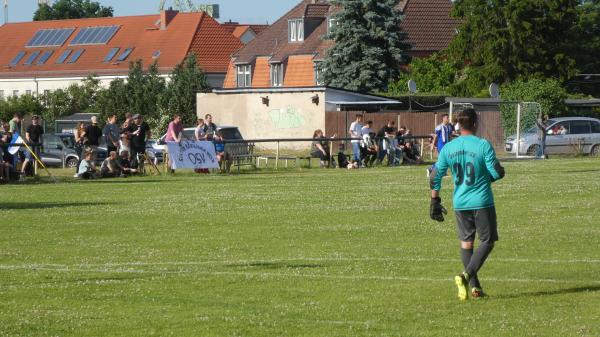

{"left": 268, "top": 106, "right": 305, "bottom": 129}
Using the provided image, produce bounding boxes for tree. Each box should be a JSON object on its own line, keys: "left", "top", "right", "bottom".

{"left": 34, "top": 0, "right": 113, "bottom": 21}
{"left": 388, "top": 54, "right": 458, "bottom": 95}
{"left": 162, "top": 54, "right": 210, "bottom": 127}
{"left": 323, "top": 0, "right": 411, "bottom": 93}
{"left": 449, "top": 0, "right": 581, "bottom": 96}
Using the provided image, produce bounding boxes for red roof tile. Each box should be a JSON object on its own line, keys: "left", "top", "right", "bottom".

{"left": 188, "top": 14, "right": 243, "bottom": 73}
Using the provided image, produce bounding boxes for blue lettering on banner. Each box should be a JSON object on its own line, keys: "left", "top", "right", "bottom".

{"left": 167, "top": 141, "right": 220, "bottom": 169}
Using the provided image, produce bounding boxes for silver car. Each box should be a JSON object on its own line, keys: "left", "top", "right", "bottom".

{"left": 505, "top": 117, "right": 600, "bottom": 156}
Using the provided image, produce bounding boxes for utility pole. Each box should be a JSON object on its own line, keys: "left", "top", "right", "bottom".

{"left": 4, "top": 0, "right": 8, "bottom": 25}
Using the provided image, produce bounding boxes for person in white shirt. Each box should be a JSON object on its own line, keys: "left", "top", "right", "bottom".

{"left": 349, "top": 114, "right": 364, "bottom": 163}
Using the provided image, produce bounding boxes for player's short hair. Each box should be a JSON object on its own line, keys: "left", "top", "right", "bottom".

{"left": 441, "top": 114, "right": 449, "bottom": 119}
{"left": 458, "top": 108, "right": 478, "bottom": 132}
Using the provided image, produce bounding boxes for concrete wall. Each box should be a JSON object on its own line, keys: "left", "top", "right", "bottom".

{"left": 198, "top": 90, "right": 326, "bottom": 150}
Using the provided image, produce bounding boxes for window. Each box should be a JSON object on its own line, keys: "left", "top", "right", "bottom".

{"left": 592, "top": 121, "right": 600, "bottom": 134}
{"left": 9, "top": 51, "right": 26, "bottom": 67}
{"left": 116, "top": 48, "right": 134, "bottom": 62}
{"left": 56, "top": 49, "right": 72, "bottom": 64}
{"left": 37, "top": 50, "right": 54, "bottom": 65}
{"left": 104, "top": 47, "right": 120, "bottom": 62}
{"left": 328, "top": 17, "right": 338, "bottom": 36}
{"left": 13, "top": 90, "right": 19, "bottom": 97}
{"left": 44, "top": 90, "right": 51, "bottom": 96}
{"left": 314, "top": 62, "right": 325, "bottom": 86}
{"left": 270, "top": 63, "right": 283, "bottom": 87}
{"left": 288, "top": 19, "right": 304, "bottom": 42}
{"left": 0, "top": 90, "right": 4, "bottom": 100}
{"left": 24, "top": 51, "right": 41, "bottom": 65}
{"left": 70, "top": 26, "right": 119, "bottom": 45}
{"left": 570, "top": 120, "right": 591, "bottom": 134}
{"left": 236, "top": 65, "right": 252, "bottom": 88}
{"left": 26, "top": 28, "right": 74, "bottom": 47}
{"left": 67, "top": 49, "right": 85, "bottom": 63}
{"left": 26, "top": 90, "right": 32, "bottom": 96}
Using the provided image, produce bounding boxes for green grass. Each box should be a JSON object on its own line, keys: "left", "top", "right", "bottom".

{"left": 1, "top": 158, "right": 599, "bottom": 336}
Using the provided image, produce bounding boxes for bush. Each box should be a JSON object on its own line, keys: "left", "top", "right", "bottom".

{"left": 500, "top": 78, "right": 568, "bottom": 137}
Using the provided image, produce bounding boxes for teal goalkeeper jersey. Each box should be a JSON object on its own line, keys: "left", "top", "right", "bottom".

{"left": 431, "top": 135, "right": 504, "bottom": 211}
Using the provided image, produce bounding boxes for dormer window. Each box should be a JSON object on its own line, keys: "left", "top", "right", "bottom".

{"left": 288, "top": 19, "right": 304, "bottom": 42}
{"left": 327, "top": 17, "right": 338, "bottom": 36}
{"left": 236, "top": 64, "right": 252, "bottom": 88}
{"left": 270, "top": 63, "right": 284, "bottom": 87}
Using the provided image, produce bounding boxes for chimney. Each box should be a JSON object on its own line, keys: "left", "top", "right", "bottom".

{"left": 160, "top": 8, "right": 178, "bottom": 30}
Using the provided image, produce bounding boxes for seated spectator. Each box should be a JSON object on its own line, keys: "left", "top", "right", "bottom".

{"left": 118, "top": 151, "right": 138, "bottom": 176}
{"left": 337, "top": 142, "right": 350, "bottom": 169}
{"left": 0, "top": 134, "right": 11, "bottom": 183}
{"left": 214, "top": 130, "right": 232, "bottom": 173}
{"left": 311, "top": 129, "right": 335, "bottom": 168}
{"left": 402, "top": 141, "right": 423, "bottom": 164}
{"left": 100, "top": 151, "right": 124, "bottom": 178}
{"left": 77, "top": 152, "right": 97, "bottom": 179}
{"left": 361, "top": 130, "right": 378, "bottom": 167}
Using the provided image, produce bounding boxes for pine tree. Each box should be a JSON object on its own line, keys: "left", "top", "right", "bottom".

{"left": 323, "top": 0, "right": 410, "bottom": 93}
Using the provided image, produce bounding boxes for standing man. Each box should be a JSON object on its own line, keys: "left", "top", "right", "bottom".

{"left": 429, "top": 108, "right": 505, "bottom": 300}
{"left": 103, "top": 114, "right": 120, "bottom": 155}
{"left": 165, "top": 114, "right": 184, "bottom": 172}
{"left": 126, "top": 114, "right": 151, "bottom": 170}
{"left": 84, "top": 116, "right": 103, "bottom": 164}
{"left": 202, "top": 114, "right": 217, "bottom": 140}
{"left": 349, "top": 114, "right": 363, "bottom": 165}
{"left": 23, "top": 115, "right": 44, "bottom": 176}
{"left": 535, "top": 112, "right": 548, "bottom": 159}
{"left": 8, "top": 113, "right": 23, "bottom": 170}
{"left": 428, "top": 114, "right": 454, "bottom": 177}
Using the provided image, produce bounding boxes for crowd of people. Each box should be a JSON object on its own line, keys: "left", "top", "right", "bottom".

{"left": 0, "top": 112, "right": 45, "bottom": 183}
{"left": 311, "top": 114, "right": 424, "bottom": 169}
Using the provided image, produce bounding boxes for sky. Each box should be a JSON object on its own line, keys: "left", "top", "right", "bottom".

{"left": 3, "top": 0, "right": 299, "bottom": 24}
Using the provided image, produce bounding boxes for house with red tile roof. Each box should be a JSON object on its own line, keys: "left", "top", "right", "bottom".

{"left": 0, "top": 9, "right": 243, "bottom": 100}
{"left": 222, "top": 21, "right": 268, "bottom": 45}
{"left": 223, "top": 0, "right": 459, "bottom": 89}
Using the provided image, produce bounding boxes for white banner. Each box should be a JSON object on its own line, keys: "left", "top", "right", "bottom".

{"left": 166, "top": 141, "right": 220, "bottom": 169}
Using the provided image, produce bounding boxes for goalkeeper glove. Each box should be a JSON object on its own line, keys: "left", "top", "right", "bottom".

{"left": 430, "top": 197, "right": 448, "bottom": 222}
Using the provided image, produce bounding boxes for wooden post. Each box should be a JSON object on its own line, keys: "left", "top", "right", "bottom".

{"left": 276, "top": 141, "right": 280, "bottom": 170}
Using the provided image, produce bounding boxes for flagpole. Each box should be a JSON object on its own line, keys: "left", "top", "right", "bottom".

{"left": 20, "top": 142, "right": 58, "bottom": 183}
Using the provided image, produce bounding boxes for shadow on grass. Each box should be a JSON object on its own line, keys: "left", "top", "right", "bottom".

{"left": 563, "top": 169, "right": 600, "bottom": 174}
{"left": 495, "top": 285, "right": 600, "bottom": 300}
{"left": 227, "top": 261, "right": 324, "bottom": 270}
{"left": 0, "top": 202, "right": 114, "bottom": 210}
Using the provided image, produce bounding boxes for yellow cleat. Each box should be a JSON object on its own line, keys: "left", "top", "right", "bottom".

{"left": 454, "top": 273, "right": 469, "bottom": 301}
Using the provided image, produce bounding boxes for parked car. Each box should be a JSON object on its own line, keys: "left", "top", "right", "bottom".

{"left": 505, "top": 117, "right": 600, "bottom": 156}
{"left": 145, "top": 140, "right": 164, "bottom": 164}
{"left": 39, "top": 133, "right": 108, "bottom": 168}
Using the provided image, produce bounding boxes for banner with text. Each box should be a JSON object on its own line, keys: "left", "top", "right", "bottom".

{"left": 166, "top": 141, "right": 220, "bottom": 169}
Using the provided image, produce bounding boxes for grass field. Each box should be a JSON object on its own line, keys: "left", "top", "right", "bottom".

{"left": 1, "top": 158, "right": 599, "bottom": 336}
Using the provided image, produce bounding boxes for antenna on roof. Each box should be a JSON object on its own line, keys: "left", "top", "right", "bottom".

{"left": 4, "top": 0, "right": 8, "bottom": 25}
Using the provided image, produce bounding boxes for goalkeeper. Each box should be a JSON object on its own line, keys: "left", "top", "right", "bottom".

{"left": 429, "top": 108, "right": 505, "bottom": 300}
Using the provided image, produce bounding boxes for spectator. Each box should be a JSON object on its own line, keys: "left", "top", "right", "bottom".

{"left": 22, "top": 115, "right": 44, "bottom": 177}
{"left": 84, "top": 116, "right": 102, "bottom": 164}
{"left": 118, "top": 150, "right": 138, "bottom": 176}
{"left": 311, "top": 129, "right": 334, "bottom": 168}
{"left": 73, "top": 122, "right": 86, "bottom": 174}
{"left": 535, "top": 113, "right": 549, "bottom": 159}
{"left": 349, "top": 114, "right": 363, "bottom": 164}
{"left": 337, "top": 142, "right": 350, "bottom": 169}
{"left": 77, "top": 151, "right": 97, "bottom": 179}
{"left": 214, "top": 130, "right": 232, "bottom": 173}
{"left": 0, "top": 133, "right": 12, "bottom": 183}
{"left": 403, "top": 141, "right": 423, "bottom": 164}
{"left": 126, "top": 114, "right": 152, "bottom": 170}
{"left": 195, "top": 118, "right": 207, "bottom": 140}
{"left": 100, "top": 151, "right": 123, "bottom": 178}
{"left": 203, "top": 114, "right": 217, "bottom": 140}
{"left": 376, "top": 120, "right": 397, "bottom": 164}
{"left": 165, "top": 114, "right": 184, "bottom": 172}
{"left": 9, "top": 112, "right": 22, "bottom": 135}
{"left": 119, "top": 133, "right": 131, "bottom": 158}
{"left": 121, "top": 112, "right": 133, "bottom": 130}
{"left": 360, "top": 121, "right": 377, "bottom": 167}
{"left": 103, "top": 114, "right": 120, "bottom": 155}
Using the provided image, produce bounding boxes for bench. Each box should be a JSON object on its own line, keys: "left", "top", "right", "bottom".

{"left": 226, "top": 142, "right": 257, "bottom": 172}
{"left": 256, "top": 156, "right": 314, "bottom": 169}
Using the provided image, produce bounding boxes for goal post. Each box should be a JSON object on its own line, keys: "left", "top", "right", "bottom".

{"left": 514, "top": 102, "right": 542, "bottom": 158}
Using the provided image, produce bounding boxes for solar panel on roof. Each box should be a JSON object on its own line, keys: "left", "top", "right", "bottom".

{"left": 9, "top": 51, "right": 26, "bottom": 67}
{"left": 56, "top": 49, "right": 72, "bottom": 64}
{"left": 70, "top": 26, "right": 120, "bottom": 45}
{"left": 104, "top": 47, "right": 120, "bottom": 62}
{"left": 24, "top": 51, "right": 41, "bottom": 65}
{"left": 26, "top": 28, "right": 74, "bottom": 48}
{"left": 67, "top": 49, "right": 84, "bottom": 63}
{"left": 36, "top": 50, "right": 54, "bottom": 65}
{"left": 116, "top": 47, "right": 134, "bottom": 62}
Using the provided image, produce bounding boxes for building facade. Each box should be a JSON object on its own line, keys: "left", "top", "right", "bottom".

{"left": 0, "top": 10, "right": 243, "bottom": 98}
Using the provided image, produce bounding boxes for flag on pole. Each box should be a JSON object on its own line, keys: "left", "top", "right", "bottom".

{"left": 8, "top": 132, "right": 23, "bottom": 155}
